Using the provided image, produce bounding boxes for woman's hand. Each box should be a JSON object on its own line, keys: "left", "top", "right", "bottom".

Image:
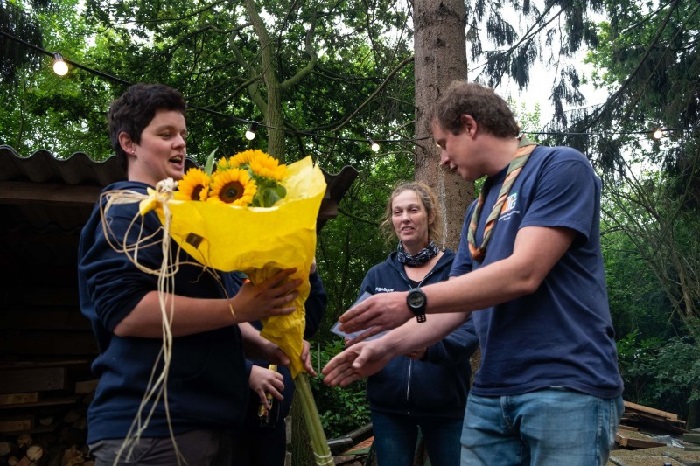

{"left": 248, "top": 365, "right": 284, "bottom": 408}
{"left": 230, "top": 268, "right": 302, "bottom": 322}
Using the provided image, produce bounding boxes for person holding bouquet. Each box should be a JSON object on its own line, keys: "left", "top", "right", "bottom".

{"left": 353, "top": 182, "right": 478, "bottom": 466}
{"left": 79, "top": 83, "right": 303, "bottom": 465}
{"left": 242, "top": 260, "right": 327, "bottom": 466}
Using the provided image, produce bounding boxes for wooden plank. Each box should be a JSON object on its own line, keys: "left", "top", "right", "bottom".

{"left": 0, "top": 309, "right": 90, "bottom": 331}
{"left": 0, "top": 360, "right": 89, "bottom": 370}
{"left": 0, "top": 181, "right": 100, "bottom": 206}
{"left": 0, "top": 395, "right": 80, "bottom": 410}
{"left": 74, "top": 379, "right": 98, "bottom": 394}
{"left": 682, "top": 432, "right": 700, "bottom": 444}
{"left": 0, "top": 393, "right": 38, "bottom": 405}
{"left": 615, "top": 432, "right": 666, "bottom": 449}
{"left": 624, "top": 400, "right": 679, "bottom": 421}
{"left": 0, "top": 333, "right": 97, "bottom": 357}
{"left": 0, "top": 416, "right": 33, "bottom": 433}
{"left": 0, "top": 366, "right": 67, "bottom": 394}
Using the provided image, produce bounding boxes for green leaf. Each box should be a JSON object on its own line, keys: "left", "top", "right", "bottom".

{"left": 205, "top": 148, "right": 218, "bottom": 176}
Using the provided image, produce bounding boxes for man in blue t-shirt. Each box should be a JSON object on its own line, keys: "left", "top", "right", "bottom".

{"left": 323, "top": 80, "right": 624, "bottom": 466}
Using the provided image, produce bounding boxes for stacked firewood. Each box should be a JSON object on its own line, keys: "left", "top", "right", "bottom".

{"left": 0, "top": 362, "right": 96, "bottom": 466}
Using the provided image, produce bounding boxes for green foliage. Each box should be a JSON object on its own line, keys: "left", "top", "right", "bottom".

{"left": 617, "top": 331, "right": 700, "bottom": 418}
{"left": 601, "top": 226, "right": 677, "bottom": 339}
{"left": 309, "top": 339, "right": 370, "bottom": 438}
{"left": 1, "top": 0, "right": 417, "bottom": 166}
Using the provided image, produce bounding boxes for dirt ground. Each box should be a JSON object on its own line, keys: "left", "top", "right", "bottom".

{"left": 607, "top": 444, "right": 700, "bottom": 466}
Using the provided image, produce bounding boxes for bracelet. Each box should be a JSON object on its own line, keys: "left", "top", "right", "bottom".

{"left": 228, "top": 279, "right": 249, "bottom": 320}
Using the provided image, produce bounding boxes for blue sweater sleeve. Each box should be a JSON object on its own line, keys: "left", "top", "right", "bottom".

{"left": 79, "top": 200, "right": 161, "bottom": 333}
{"left": 423, "top": 316, "right": 479, "bottom": 366}
{"left": 304, "top": 271, "right": 327, "bottom": 339}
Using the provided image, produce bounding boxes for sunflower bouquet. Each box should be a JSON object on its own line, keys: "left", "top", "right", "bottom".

{"left": 175, "top": 149, "right": 287, "bottom": 207}
{"left": 137, "top": 149, "right": 332, "bottom": 465}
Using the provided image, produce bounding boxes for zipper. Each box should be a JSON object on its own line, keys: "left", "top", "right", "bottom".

{"left": 398, "top": 256, "right": 442, "bottom": 412}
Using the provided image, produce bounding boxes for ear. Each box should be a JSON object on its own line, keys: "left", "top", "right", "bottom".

{"left": 459, "top": 114, "right": 478, "bottom": 137}
{"left": 118, "top": 131, "right": 135, "bottom": 154}
{"left": 427, "top": 208, "right": 436, "bottom": 227}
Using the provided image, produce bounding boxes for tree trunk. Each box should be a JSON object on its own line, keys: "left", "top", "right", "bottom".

{"left": 245, "top": 0, "right": 286, "bottom": 160}
{"left": 413, "top": 3, "right": 479, "bottom": 463}
{"left": 413, "top": 0, "right": 473, "bottom": 251}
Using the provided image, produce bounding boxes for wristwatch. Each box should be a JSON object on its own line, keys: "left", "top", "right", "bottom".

{"left": 406, "top": 288, "right": 427, "bottom": 323}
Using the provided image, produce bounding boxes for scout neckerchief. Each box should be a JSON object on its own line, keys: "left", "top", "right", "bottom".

{"left": 467, "top": 135, "right": 537, "bottom": 262}
{"left": 397, "top": 240, "right": 440, "bottom": 267}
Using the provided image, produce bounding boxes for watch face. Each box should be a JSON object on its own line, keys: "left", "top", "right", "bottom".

{"left": 408, "top": 290, "right": 425, "bottom": 308}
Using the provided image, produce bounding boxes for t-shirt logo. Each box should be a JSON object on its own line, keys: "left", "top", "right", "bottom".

{"left": 502, "top": 192, "right": 518, "bottom": 214}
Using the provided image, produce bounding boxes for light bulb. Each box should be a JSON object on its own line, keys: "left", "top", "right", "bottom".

{"left": 52, "top": 53, "right": 68, "bottom": 76}
{"left": 245, "top": 122, "right": 257, "bottom": 141}
{"left": 653, "top": 128, "right": 663, "bottom": 140}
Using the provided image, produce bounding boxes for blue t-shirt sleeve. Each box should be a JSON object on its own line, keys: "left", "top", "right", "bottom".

{"left": 520, "top": 153, "right": 598, "bottom": 242}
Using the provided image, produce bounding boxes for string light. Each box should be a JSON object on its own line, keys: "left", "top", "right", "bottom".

{"left": 52, "top": 53, "right": 68, "bottom": 76}
{"left": 2, "top": 28, "right": 693, "bottom": 149}
{"left": 245, "top": 122, "right": 258, "bottom": 141}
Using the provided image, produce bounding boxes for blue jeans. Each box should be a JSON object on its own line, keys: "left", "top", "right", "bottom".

{"left": 372, "top": 410, "right": 464, "bottom": 466}
{"left": 460, "top": 389, "right": 624, "bottom": 466}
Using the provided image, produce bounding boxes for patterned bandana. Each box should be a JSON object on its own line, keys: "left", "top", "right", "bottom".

{"left": 397, "top": 240, "right": 440, "bottom": 267}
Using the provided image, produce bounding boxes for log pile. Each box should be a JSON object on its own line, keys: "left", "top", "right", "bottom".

{"left": 0, "top": 361, "right": 95, "bottom": 466}
{"left": 620, "top": 401, "right": 688, "bottom": 436}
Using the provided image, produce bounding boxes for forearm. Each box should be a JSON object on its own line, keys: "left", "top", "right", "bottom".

{"left": 378, "top": 312, "right": 469, "bottom": 356}
{"left": 425, "top": 257, "right": 535, "bottom": 315}
{"left": 427, "top": 226, "right": 576, "bottom": 314}
{"left": 240, "top": 322, "right": 276, "bottom": 359}
{"left": 114, "top": 291, "right": 235, "bottom": 337}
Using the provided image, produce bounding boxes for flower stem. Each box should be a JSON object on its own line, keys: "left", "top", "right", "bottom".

{"left": 295, "top": 372, "right": 333, "bottom": 465}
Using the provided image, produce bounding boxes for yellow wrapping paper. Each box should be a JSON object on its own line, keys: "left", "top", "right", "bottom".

{"left": 147, "top": 155, "right": 326, "bottom": 377}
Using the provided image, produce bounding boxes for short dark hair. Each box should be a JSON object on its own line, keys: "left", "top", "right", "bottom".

{"left": 431, "top": 80, "right": 519, "bottom": 138}
{"left": 380, "top": 181, "right": 443, "bottom": 246}
{"left": 108, "top": 83, "right": 187, "bottom": 171}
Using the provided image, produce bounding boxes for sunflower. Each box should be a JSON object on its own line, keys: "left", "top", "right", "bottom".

{"left": 209, "top": 168, "right": 257, "bottom": 206}
{"left": 249, "top": 156, "right": 288, "bottom": 182}
{"left": 175, "top": 168, "right": 211, "bottom": 201}
{"left": 215, "top": 155, "right": 236, "bottom": 172}
{"left": 226, "top": 149, "right": 264, "bottom": 169}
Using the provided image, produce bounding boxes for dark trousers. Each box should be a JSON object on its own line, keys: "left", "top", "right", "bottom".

{"left": 89, "top": 429, "right": 249, "bottom": 466}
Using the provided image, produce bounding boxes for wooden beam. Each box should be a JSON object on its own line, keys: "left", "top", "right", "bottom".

{"left": 0, "top": 181, "right": 100, "bottom": 206}
{"left": 0, "top": 366, "right": 68, "bottom": 394}
{"left": 625, "top": 400, "right": 679, "bottom": 421}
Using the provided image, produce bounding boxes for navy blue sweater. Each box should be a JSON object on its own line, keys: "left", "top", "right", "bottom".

{"left": 359, "top": 249, "right": 479, "bottom": 418}
{"left": 79, "top": 181, "right": 250, "bottom": 443}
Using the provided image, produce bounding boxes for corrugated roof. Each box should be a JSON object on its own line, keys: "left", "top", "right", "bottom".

{"left": 0, "top": 146, "right": 125, "bottom": 185}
